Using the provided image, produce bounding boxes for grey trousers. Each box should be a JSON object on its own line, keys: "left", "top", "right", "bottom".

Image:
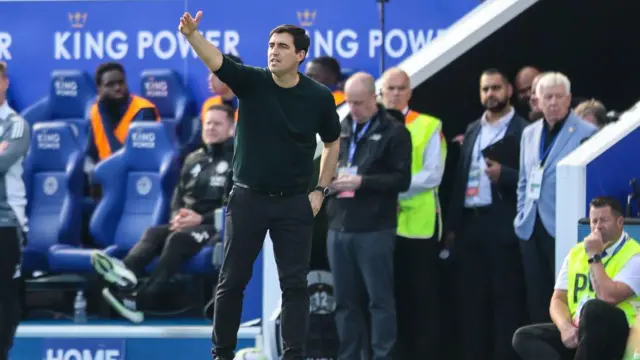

{"left": 327, "top": 229, "right": 396, "bottom": 360}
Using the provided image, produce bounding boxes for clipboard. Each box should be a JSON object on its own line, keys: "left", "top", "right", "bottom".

{"left": 481, "top": 135, "right": 519, "bottom": 168}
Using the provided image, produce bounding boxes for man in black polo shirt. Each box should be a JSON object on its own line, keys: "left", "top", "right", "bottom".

{"left": 179, "top": 11, "right": 341, "bottom": 360}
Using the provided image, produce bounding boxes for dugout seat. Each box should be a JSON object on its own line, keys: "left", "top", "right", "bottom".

{"left": 48, "top": 122, "right": 179, "bottom": 273}
{"left": 22, "top": 122, "right": 84, "bottom": 273}
{"left": 140, "top": 69, "right": 197, "bottom": 147}
{"left": 20, "top": 70, "right": 96, "bottom": 150}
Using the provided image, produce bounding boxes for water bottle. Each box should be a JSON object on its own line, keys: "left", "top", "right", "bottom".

{"left": 73, "top": 290, "right": 87, "bottom": 324}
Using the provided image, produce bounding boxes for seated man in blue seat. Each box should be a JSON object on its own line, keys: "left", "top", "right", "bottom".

{"left": 88, "top": 62, "right": 160, "bottom": 165}
{"left": 90, "top": 104, "right": 235, "bottom": 323}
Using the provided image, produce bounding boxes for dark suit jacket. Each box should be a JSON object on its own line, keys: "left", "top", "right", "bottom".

{"left": 445, "top": 111, "right": 529, "bottom": 241}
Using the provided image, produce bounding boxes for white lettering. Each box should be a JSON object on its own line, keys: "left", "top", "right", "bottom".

{"left": 0, "top": 32, "right": 12, "bottom": 60}
{"left": 335, "top": 29, "right": 358, "bottom": 59}
{"left": 313, "top": 30, "right": 333, "bottom": 56}
{"left": 144, "top": 80, "right": 169, "bottom": 97}
{"left": 53, "top": 79, "right": 78, "bottom": 97}
{"left": 222, "top": 31, "right": 240, "bottom": 55}
{"left": 55, "top": 31, "right": 128, "bottom": 60}
{"left": 368, "top": 30, "right": 382, "bottom": 58}
{"left": 105, "top": 31, "right": 128, "bottom": 60}
{"left": 132, "top": 132, "right": 156, "bottom": 149}
{"left": 154, "top": 30, "right": 176, "bottom": 60}
{"left": 407, "top": 29, "right": 432, "bottom": 53}
{"left": 54, "top": 32, "right": 71, "bottom": 60}
{"left": 385, "top": 29, "right": 407, "bottom": 58}
{"left": 137, "top": 31, "right": 153, "bottom": 59}
{"left": 45, "top": 348, "right": 121, "bottom": 360}
{"left": 84, "top": 32, "right": 104, "bottom": 59}
{"left": 37, "top": 133, "right": 61, "bottom": 149}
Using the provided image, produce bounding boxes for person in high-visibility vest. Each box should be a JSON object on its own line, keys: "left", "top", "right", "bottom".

{"left": 88, "top": 62, "right": 160, "bottom": 163}
{"left": 182, "top": 54, "right": 242, "bottom": 159}
{"left": 379, "top": 67, "right": 445, "bottom": 359}
{"left": 304, "top": 56, "right": 345, "bottom": 106}
{"left": 513, "top": 196, "right": 640, "bottom": 360}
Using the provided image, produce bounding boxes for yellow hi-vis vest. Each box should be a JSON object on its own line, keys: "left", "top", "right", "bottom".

{"left": 567, "top": 235, "right": 640, "bottom": 327}
{"left": 397, "top": 111, "right": 447, "bottom": 239}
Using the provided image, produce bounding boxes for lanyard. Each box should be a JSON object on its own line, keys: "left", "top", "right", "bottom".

{"left": 602, "top": 234, "right": 627, "bottom": 268}
{"left": 348, "top": 120, "right": 371, "bottom": 166}
{"left": 538, "top": 125, "right": 559, "bottom": 166}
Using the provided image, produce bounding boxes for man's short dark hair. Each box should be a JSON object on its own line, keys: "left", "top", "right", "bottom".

{"left": 481, "top": 68, "right": 510, "bottom": 86}
{"left": 0, "top": 61, "right": 6, "bottom": 78}
{"left": 206, "top": 104, "right": 235, "bottom": 124}
{"left": 310, "top": 56, "right": 341, "bottom": 79}
{"left": 590, "top": 196, "right": 624, "bottom": 217}
{"left": 95, "top": 62, "right": 125, "bottom": 86}
{"left": 269, "top": 25, "right": 310, "bottom": 63}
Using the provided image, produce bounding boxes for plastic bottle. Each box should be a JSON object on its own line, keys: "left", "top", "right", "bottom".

{"left": 73, "top": 290, "right": 87, "bottom": 323}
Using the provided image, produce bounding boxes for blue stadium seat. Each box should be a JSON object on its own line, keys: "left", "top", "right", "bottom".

{"left": 22, "top": 122, "right": 84, "bottom": 273}
{"left": 48, "top": 122, "right": 179, "bottom": 273}
{"left": 140, "top": 69, "right": 197, "bottom": 147}
{"left": 20, "top": 70, "right": 96, "bottom": 150}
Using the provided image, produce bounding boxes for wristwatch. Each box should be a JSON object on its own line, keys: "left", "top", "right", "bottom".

{"left": 313, "top": 186, "right": 330, "bottom": 197}
{"left": 588, "top": 254, "right": 602, "bottom": 264}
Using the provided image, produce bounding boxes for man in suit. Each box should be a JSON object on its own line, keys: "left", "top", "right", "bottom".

{"left": 445, "top": 69, "right": 528, "bottom": 360}
{"left": 515, "top": 72, "right": 598, "bottom": 324}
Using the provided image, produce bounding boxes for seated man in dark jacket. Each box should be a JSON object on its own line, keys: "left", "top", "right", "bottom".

{"left": 325, "top": 72, "right": 412, "bottom": 360}
{"left": 90, "top": 104, "right": 235, "bottom": 323}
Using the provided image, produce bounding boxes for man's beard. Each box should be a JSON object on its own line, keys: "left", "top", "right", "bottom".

{"left": 483, "top": 98, "right": 509, "bottom": 113}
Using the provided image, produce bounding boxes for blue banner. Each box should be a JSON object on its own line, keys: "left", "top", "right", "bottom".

{"left": 42, "top": 338, "right": 126, "bottom": 360}
{"left": 0, "top": 0, "right": 479, "bottom": 110}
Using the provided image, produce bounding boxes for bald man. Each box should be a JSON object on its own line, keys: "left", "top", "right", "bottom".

{"left": 380, "top": 67, "right": 446, "bottom": 359}
{"left": 326, "top": 72, "right": 412, "bottom": 360}
{"left": 515, "top": 66, "right": 540, "bottom": 116}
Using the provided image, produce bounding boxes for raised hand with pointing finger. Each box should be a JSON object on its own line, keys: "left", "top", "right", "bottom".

{"left": 178, "top": 11, "right": 202, "bottom": 37}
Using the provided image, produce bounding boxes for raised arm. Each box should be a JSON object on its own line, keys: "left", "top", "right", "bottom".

{"left": 179, "top": 11, "right": 223, "bottom": 72}
{"left": 179, "top": 11, "right": 261, "bottom": 96}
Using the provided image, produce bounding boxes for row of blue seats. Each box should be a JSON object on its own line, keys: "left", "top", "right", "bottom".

{"left": 19, "top": 69, "right": 199, "bottom": 149}
{"left": 24, "top": 120, "right": 217, "bottom": 277}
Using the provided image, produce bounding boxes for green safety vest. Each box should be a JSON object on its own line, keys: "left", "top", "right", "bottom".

{"left": 396, "top": 112, "right": 447, "bottom": 239}
{"left": 567, "top": 235, "right": 640, "bottom": 328}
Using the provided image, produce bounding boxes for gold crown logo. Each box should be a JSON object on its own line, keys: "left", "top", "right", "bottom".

{"left": 296, "top": 9, "right": 316, "bottom": 27}
{"left": 68, "top": 12, "right": 88, "bottom": 29}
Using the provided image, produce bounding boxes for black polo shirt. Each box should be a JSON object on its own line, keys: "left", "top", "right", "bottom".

{"left": 214, "top": 55, "right": 341, "bottom": 193}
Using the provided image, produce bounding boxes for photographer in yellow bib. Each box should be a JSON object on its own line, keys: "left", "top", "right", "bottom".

{"left": 513, "top": 196, "right": 640, "bottom": 360}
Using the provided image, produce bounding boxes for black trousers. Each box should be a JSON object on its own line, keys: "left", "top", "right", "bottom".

{"left": 394, "top": 235, "right": 440, "bottom": 360}
{"left": 455, "top": 207, "right": 526, "bottom": 360}
{"left": 212, "top": 186, "right": 314, "bottom": 359}
{"left": 123, "top": 224, "right": 217, "bottom": 304}
{"left": 520, "top": 214, "right": 556, "bottom": 324}
{"left": 0, "top": 227, "right": 23, "bottom": 360}
{"left": 512, "top": 299, "right": 629, "bottom": 360}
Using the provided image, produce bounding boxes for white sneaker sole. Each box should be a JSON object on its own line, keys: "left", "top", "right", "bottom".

{"left": 91, "top": 251, "right": 138, "bottom": 289}
{"left": 101, "top": 288, "right": 144, "bottom": 324}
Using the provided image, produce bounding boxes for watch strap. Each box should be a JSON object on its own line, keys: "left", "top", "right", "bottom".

{"left": 588, "top": 254, "right": 602, "bottom": 264}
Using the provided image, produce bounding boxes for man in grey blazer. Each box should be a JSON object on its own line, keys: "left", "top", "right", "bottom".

{"left": 514, "top": 72, "right": 597, "bottom": 323}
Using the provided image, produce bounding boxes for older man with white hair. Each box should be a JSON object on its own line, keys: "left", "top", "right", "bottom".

{"left": 325, "top": 72, "right": 412, "bottom": 360}
{"left": 515, "top": 72, "right": 597, "bottom": 324}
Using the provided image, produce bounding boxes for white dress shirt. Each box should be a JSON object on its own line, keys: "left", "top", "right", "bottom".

{"left": 464, "top": 107, "right": 514, "bottom": 208}
{"left": 398, "top": 107, "right": 445, "bottom": 200}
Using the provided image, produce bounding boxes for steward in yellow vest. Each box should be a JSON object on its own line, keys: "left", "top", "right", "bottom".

{"left": 396, "top": 110, "right": 447, "bottom": 239}
{"left": 513, "top": 196, "right": 640, "bottom": 360}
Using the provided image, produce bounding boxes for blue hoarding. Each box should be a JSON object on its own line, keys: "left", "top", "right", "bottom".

{"left": 0, "top": 0, "right": 479, "bottom": 110}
